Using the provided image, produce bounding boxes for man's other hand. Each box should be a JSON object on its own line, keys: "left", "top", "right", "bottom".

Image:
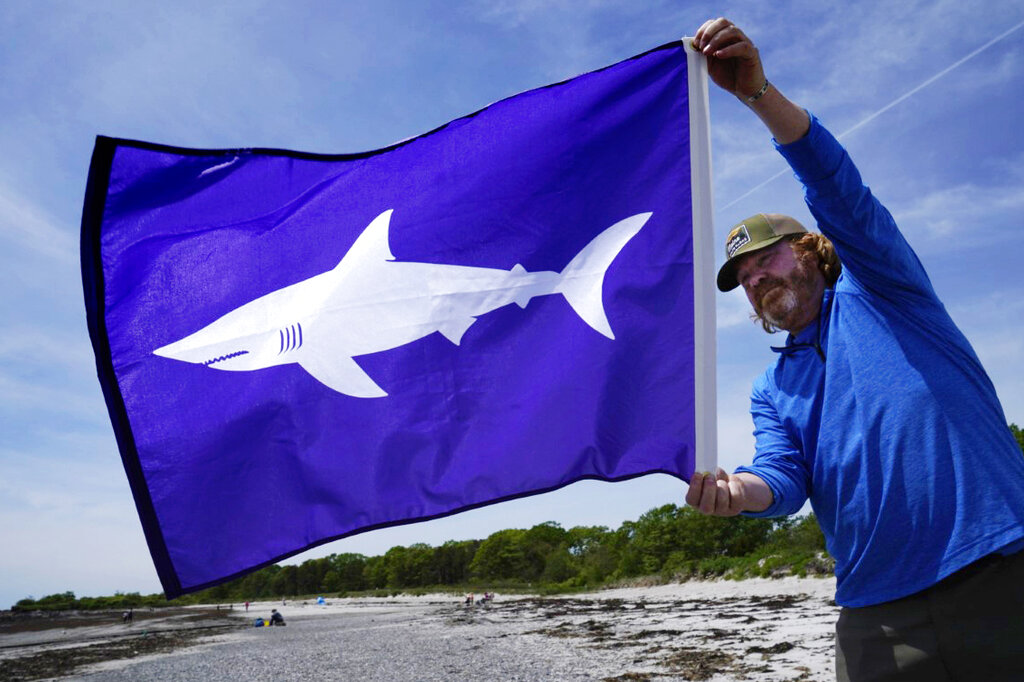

{"left": 685, "top": 468, "right": 772, "bottom": 516}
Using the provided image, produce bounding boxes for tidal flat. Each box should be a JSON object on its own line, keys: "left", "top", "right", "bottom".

{"left": 0, "top": 578, "right": 838, "bottom": 681}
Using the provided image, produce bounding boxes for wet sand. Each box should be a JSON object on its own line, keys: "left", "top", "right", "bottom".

{"left": 0, "top": 578, "right": 838, "bottom": 681}
{"left": 0, "top": 607, "right": 241, "bottom": 681}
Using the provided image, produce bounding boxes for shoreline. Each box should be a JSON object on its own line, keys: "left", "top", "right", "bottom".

{"left": 1, "top": 577, "right": 838, "bottom": 681}
{"left": 227, "top": 575, "right": 837, "bottom": 618}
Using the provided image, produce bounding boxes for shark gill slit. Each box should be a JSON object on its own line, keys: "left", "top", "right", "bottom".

{"left": 296, "top": 323, "right": 303, "bottom": 349}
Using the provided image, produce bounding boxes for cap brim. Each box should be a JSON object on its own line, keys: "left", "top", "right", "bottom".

{"left": 716, "top": 260, "right": 741, "bottom": 292}
{"left": 715, "top": 235, "right": 788, "bottom": 292}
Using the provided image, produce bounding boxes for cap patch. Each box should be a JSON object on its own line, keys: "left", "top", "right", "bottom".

{"left": 726, "top": 225, "right": 751, "bottom": 259}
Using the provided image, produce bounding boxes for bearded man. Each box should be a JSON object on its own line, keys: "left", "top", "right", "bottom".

{"left": 686, "top": 18, "right": 1024, "bottom": 682}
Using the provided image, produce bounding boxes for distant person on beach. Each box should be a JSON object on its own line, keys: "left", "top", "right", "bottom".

{"left": 269, "top": 608, "right": 285, "bottom": 626}
{"left": 685, "top": 17, "right": 1024, "bottom": 681}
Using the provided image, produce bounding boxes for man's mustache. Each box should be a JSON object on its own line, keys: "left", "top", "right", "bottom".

{"left": 752, "top": 276, "right": 787, "bottom": 308}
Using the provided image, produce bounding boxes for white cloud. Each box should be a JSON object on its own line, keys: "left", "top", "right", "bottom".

{"left": 0, "top": 443, "right": 125, "bottom": 511}
{"left": 468, "top": 0, "right": 639, "bottom": 30}
{"left": 716, "top": 409, "right": 757, "bottom": 473}
{"left": 0, "top": 325, "right": 96, "bottom": 373}
{"left": 0, "top": 325, "right": 104, "bottom": 427}
{"left": 944, "top": 290, "right": 1024, "bottom": 421}
{"left": 0, "top": 183, "right": 77, "bottom": 264}
{"left": 468, "top": 0, "right": 567, "bottom": 29}
{"left": 74, "top": 8, "right": 306, "bottom": 145}
{"left": 892, "top": 179, "right": 1024, "bottom": 240}
{"left": 0, "top": 370, "right": 103, "bottom": 421}
{"left": 711, "top": 118, "right": 786, "bottom": 191}
{"left": 0, "top": 504, "right": 157, "bottom": 607}
{"left": 717, "top": 289, "right": 756, "bottom": 330}
{"left": 460, "top": 0, "right": 692, "bottom": 82}
{"left": 741, "top": 1, "right": 1024, "bottom": 129}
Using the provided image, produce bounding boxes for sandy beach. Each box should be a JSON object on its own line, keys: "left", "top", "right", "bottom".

{"left": 1, "top": 577, "right": 839, "bottom": 681}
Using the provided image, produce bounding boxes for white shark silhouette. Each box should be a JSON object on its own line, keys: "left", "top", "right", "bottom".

{"left": 153, "top": 209, "right": 651, "bottom": 398}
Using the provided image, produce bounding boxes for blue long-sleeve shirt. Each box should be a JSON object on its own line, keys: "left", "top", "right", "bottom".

{"left": 735, "top": 115, "right": 1024, "bottom": 607}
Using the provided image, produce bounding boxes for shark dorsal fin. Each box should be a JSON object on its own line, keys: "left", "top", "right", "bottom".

{"left": 334, "top": 209, "right": 395, "bottom": 270}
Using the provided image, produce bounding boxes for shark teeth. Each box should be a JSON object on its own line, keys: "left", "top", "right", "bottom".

{"left": 204, "top": 350, "right": 250, "bottom": 367}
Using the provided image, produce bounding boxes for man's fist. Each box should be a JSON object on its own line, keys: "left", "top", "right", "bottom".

{"left": 685, "top": 468, "right": 772, "bottom": 516}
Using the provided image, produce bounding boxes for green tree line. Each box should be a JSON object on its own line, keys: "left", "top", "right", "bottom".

{"left": 14, "top": 425, "right": 1022, "bottom": 612}
{"left": 14, "top": 507, "right": 827, "bottom": 612}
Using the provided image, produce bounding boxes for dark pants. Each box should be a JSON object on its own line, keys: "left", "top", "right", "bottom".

{"left": 836, "top": 549, "right": 1024, "bottom": 681}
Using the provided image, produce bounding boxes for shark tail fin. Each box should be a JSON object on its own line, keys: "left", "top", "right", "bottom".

{"left": 558, "top": 212, "right": 652, "bottom": 340}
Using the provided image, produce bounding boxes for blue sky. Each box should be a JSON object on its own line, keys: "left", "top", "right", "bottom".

{"left": 1, "top": 1, "right": 1022, "bottom": 609}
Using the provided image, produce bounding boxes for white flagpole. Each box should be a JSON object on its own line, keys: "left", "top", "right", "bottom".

{"left": 683, "top": 37, "right": 718, "bottom": 475}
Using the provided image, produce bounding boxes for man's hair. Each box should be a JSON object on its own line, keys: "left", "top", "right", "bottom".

{"left": 752, "top": 232, "right": 842, "bottom": 333}
{"left": 793, "top": 232, "right": 841, "bottom": 287}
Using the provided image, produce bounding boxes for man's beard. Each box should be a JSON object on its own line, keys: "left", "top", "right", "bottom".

{"left": 758, "top": 285, "right": 800, "bottom": 329}
{"left": 752, "top": 259, "right": 818, "bottom": 332}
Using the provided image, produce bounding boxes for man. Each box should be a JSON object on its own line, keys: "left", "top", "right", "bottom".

{"left": 686, "top": 18, "right": 1024, "bottom": 681}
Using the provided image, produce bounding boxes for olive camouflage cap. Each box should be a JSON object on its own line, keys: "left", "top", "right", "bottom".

{"left": 716, "top": 213, "right": 808, "bottom": 292}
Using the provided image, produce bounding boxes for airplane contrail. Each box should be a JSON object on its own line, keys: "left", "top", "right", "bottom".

{"left": 721, "top": 18, "right": 1024, "bottom": 211}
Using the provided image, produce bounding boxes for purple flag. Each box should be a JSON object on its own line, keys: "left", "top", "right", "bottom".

{"left": 81, "top": 41, "right": 716, "bottom": 598}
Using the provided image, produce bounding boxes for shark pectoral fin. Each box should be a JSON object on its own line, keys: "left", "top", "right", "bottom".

{"left": 299, "top": 354, "right": 387, "bottom": 398}
{"left": 439, "top": 316, "right": 477, "bottom": 345}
